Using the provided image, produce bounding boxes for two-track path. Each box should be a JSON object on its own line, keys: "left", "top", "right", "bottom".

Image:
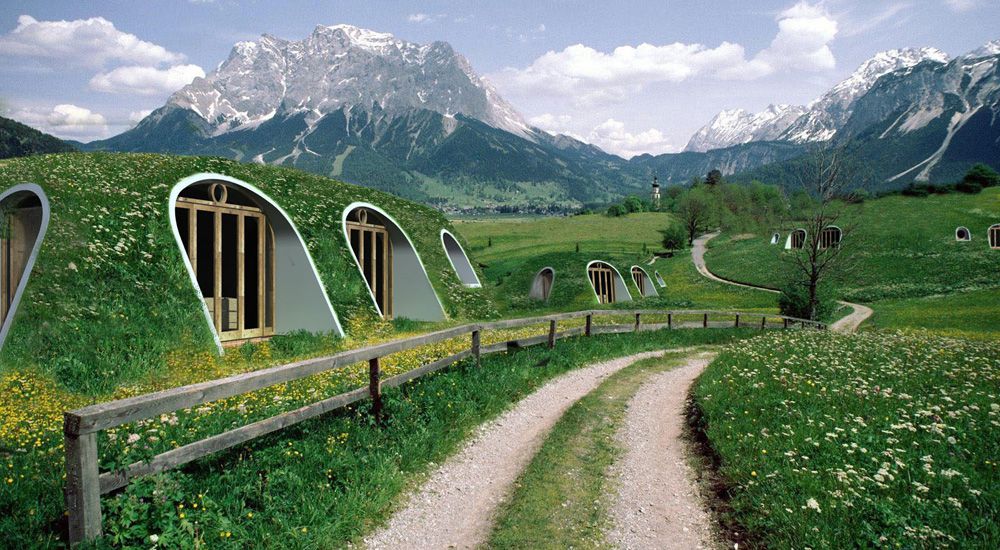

{"left": 691, "top": 232, "right": 872, "bottom": 333}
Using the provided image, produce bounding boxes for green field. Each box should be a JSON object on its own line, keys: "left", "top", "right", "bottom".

{"left": 693, "top": 330, "right": 1000, "bottom": 548}
{"left": 704, "top": 188, "right": 1000, "bottom": 333}
{"left": 455, "top": 213, "right": 778, "bottom": 314}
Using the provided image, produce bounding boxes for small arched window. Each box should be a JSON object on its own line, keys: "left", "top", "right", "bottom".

{"left": 630, "top": 266, "right": 658, "bottom": 297}
{"left": 955, "top": 226, "right": 971, "bottom": 241}
{"left": 989, "top": 224, "right": 1000, "bottom": 249}
{"left": 787, "top": 229, "right": 807, "bottom": 250}
{"left": 819, "top": 226, "right": 842, "bottom": 249}
{"left": 529, "top": 267, "right": 554, "bottom": 301}
{"left": 770, "top": 232, "right": 780, "bottom": 245}
{"left": 655, "top": 271, "right": 666, "bottom": 287}
{"left": 441, "top": 229, "right": 481, "bottom": 287}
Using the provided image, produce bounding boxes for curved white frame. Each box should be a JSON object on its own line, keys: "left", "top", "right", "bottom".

{"left": 785, "top": 228, "right": 807, "bottom": 250}
{"left": 654, "top": 270, "right": 666, "bottom": 287}
{"left": 341, "top": 202, "right": 446, "bottom": 321}
{"left": 529, "top": 266, "right": 555, "bottom": 301}
{"left": 0, "top": 183, "right": 50, "bottom": 352}
{"left": 585, "top": 260, "right": 633, "bottom": 303}
{"left": 169, "top": 173, "right": 344, "bottom": 353}
{"left": 990, "top": 224, "right": 1000, "bottom": 249}
{"left": 630, "top": 265, "right": 659, "bottom": 297}
{"left": 955, "top": 226, "right": 971, "bottom": 241}
{"left": 770, "top": 232, "right": 780, "bottom": 245}
{"left": 440, "top": 229, "right": 481, "bottom": 288}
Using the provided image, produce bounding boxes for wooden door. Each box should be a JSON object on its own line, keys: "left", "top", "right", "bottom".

{"left": 540, "top": 269, "right": 553, "bottom": 300}
{"left": 632, "top": 268, "right": 645, "bottom": 296}
{"left": 589, "top": 264, "right": 616, "bottom": 304}
{"left": 347, "top": 209, "right": 393, "bottom": 319}
{"left": 175, "top": 189, "right": 274, "bottom": 343}
{"left": 0, "top": 207, "right": 40, "bottom": 324}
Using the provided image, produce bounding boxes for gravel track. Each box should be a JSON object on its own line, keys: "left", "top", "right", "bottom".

{"left": 365, "top": 350, "right": 686, "bottom": 550}
{"left": 606, "top": 353, "right": 718, "bottom": 549}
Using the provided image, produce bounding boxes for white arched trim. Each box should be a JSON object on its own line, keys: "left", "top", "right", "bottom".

{"left": 770, "top": 232, "right": 781, "bottom": 245}
{"left": 169, "top": 173, "right": 344, "bottom": 353}
{"left": 585, "top": 260, "right": 633, "bottom": 303}
{"left": 654, "top": 270, "right": 666, "bottom": 287}
{"left": 440, "top": 229, "right": 481, "bottom": 287}
{"left": 955, "top": 226, "right": 971, "bottom": 241}
{"left": 0, "top": 183, "right": 50, "bottom": 352}
{"left": 786, "top": 228, "right": 807, "bottom": 250}
{"left": 341, "top": 201, "right": 446, "bottom": 321}
{"left": 630, "top": 265, "right": 659, "bottom": 297}
{"left": 529, "top": 266, "right": 555, "bottom": 301}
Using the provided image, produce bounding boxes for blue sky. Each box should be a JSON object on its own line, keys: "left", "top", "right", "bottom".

{"left": 1, "top": 0, "right": 997, "bottom": 156}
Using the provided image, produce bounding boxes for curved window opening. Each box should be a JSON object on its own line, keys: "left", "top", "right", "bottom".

{"left": 343, "top": 203, "right": 444, "bottom": 321}
{"left": 441, "top": 229, "right": 481, "bottom": 287}
{"left": 630, "top": 266, "right": 658, "bottom": 297}
{"left": 0, "top": 184, "right": 49, "bottom": 352}
{"left": 171, "top": 174, "right": 343, "bottom": 349}
{"left": 786, "top": 229, "right": 807, "bottom": 250}
{"left": 819, "top": 226, "right": 842, "bottom": 249}
{"left": 655, "top": 271, "right": 666, "bottom": 287}
{"left": 529, "top": 267, "right": 554, "bottom": 301}
{"left": 587, "top": 261, "right": 632, "bottom": 304}
{"left": 955, "top": 226, "right": 971, "bottom": 241}
{"left": 990, "top": 224, "right": 1000, "bottom": 249}
{"left": 770, "top": 232, "right": 781, "bottom": 245}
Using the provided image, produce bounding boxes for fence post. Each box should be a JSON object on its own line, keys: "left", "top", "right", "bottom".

{"left": 634, "top": 313, "right": 641, "bottom": 332}
{"left": 783, "top": 318, "right": 789, "bottom": 329}
{"left": 760, "top": 316, "right": 766, "bottom": 329}
{"left": 703, "top": 313, "right": 708, "bottom": 328}
{"left": 65, "top": 419, "right": 102, "bottom": 546}
{"left": 585, "top": 314, "right": 592, "bottom": 337}
{"left": 548, "top": 320, "right": 557, "bottom": 349}
{"left": 735, "top": 314, "right": 740, "bottom": 328}
{"left": 471, "top": 329, "right": 481, "bottom": 367}
{"left": 801, "top": 321, "right": 806, "bottom": 329}
{"left": 667, "top": 313, "right": 672, "bottom": 330}
{"left": 369, "top": 357, "right": 382, "bottom": 424}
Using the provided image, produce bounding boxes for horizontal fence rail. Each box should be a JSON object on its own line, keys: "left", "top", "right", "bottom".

{"left": 63, "top": 308, "right": 824, "bottom": 544}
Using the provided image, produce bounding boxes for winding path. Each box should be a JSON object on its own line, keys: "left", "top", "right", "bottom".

{"left": 366, "top": 350, "right": 683, "bottom": 549}
{"left": 691, "top": 232, "right": 872, "bottom": 333}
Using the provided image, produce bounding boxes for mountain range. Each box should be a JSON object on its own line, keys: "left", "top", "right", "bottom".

{"left": 76, "top": 26, "right": 1000, "bottom": 209}
{"left": 0, "top": 116, "right": 75, "bottom": 160}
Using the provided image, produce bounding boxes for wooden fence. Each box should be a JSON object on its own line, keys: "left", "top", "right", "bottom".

{"left": 64, "top": 308, "right": 825, "bottom": 544}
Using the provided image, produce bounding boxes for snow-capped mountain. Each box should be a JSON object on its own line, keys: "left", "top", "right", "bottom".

{"left": 161, "top": 24, "right": 531, "bottom": 139}
{"left": 685, "top": 47, "right": 949, "bottom": 150}
{"left": 683, "top": 104, "right": 806, "bottom": 152}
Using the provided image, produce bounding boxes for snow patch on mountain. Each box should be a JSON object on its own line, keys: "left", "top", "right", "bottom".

{"left": 683, "top": 104, "right": 806, "bottom": 152}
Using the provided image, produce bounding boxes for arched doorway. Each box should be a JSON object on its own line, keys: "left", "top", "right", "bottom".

{"left": 955, "top": 226, "right": 971, "bottom": 241}
{"left": 440, "top": 229, "right": 481, "bottom": 287}
{"left": 0, "top": 184, "right": 49, "bottom": 351}
{"left": 587, "top": 261, "right": 632, "bottom": 304}
{"left": 171, "top": 174, "right": 342, "bottom": 348}
{"left": 786, "top": 229, "right": 807, "bottom": 250}
{"left": 819, "top": 226, "right": 842, "bottom": 249}
{"left": 529, "top": 267, "right": 554, "bottom": 301}
{"left": 630, "top": 266, "right": 658, "bottom": 297}
{"left": 343, "top": 203, "right": 444, "bottom": 321}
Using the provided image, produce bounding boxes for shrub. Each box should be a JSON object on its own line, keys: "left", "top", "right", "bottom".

{"left": 955, "top": 180, "right": 983, "bottom": 194}
{"left": 962, "top": 163, "right": 1000, "bottom": 188}
{"left": 606, "top": 204, "right": 627, "bottom": 217}
{"left": 777, "top": 280, "right": 837, "bottom": 321}
{"left": 660, "top": 222, "right": 687, "bottom": 251}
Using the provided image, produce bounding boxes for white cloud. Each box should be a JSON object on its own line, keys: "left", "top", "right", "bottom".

{"left": 492, "top": 1, "right": 837, "bottom": 106}
{"left": 89, "top": 64, "right": 205, "bottom": 95}
{"left": 408, "top": 13, "right": 445, "bottom": 24}
{"left": 10, "top": 104, "right": 108, "bottom": 139}
{"left": 129, "top": 110, "right": 153, "bottom": 124}
{"left": 839, "top": 3, "right": 911, "bottom": 38}
{"left": 0, "top": 15, "right": 185, "bottom": 68}
{"left": 944, "top": 0, "right": 976, "bottom": 11}
{"left": 529, "top": 113, "right": 573, "bottom": 133}
{"left": 586, "top": 119, "right": 674, "bottom": 159}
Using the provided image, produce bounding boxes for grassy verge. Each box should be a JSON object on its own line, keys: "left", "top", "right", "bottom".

{"left": 2, "top": 327, "right": 755, "bottom": 548}
{"left": 692, "top": 330, "right": 1000, "bottom": 547}
{"left": 869, "top": 288, "right": 1000, "bottom": 339}
{"left": 487, "top": 352, "right": 698, "bottom": 549}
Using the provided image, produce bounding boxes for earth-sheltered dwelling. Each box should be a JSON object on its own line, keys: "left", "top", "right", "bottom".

{"left": 587, "top": 260, "right": 632, "bottom": 304}
{"left": 0, "top": 153, "right": 492, "bottom": 393}
{"left": 630, "top": 265, "right": 658, "bottom": 297}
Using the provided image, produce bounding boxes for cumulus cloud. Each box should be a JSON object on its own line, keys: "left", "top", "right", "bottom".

{"left": 944, "top": 0, "right": 976, "bottom": 11}
{"left": 89, "top": 64, "right": 205, "bottom": 95}
{"left": 0, "top": 15, "right": 185, "bottom": 68}
{"left": 11, "top": 104, "right": 108, "bottom": 139}
{"left": 129, "top": 109, "right": 153, "bottom": 124}
{"left": 492, "top": 1, "right": 837, "bottom": 106}
{"left": 586, "top": 119, "right": 674, "bottom": 159}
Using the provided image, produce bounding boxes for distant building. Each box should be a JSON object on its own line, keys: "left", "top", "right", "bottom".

{"left": 651, "top": 176, "right": 661, "bottom": 208}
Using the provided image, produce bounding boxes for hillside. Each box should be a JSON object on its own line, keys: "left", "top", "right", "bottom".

{"left": 0, "top": 116, "right": 75, "bottom": 159}
{"left": 703, "top": 188, "right": 1000, "bottom": 335}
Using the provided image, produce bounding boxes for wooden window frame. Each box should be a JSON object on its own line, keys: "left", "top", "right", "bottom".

{"left": 631, "top": 267, "right": 646, "bottom": 296}
{"left": 588, "top": 263, "right": 616, "bottom": 304}
{"left": 990, "top": 225, "right": 1000, "bottom": 249}
{"left": 176, "top": 194, "right": 275, "bottom": 344}
{"left": 346, "top": 209, "right": 394, "bottom": 319}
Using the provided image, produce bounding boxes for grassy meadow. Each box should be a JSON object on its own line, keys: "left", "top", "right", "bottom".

{"left": 704, "top": 188, "right": 1000, "bottom": 334}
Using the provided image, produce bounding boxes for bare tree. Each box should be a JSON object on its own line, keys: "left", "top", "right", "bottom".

{"left": 782, "top": 147, "right": 864, "bottom": 320}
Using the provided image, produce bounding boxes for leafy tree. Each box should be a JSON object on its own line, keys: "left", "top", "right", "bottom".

{"left": 705, "top": 169, "right": 723, "bottom": 187}
{"left": 676, "top": 186, "right": 716, "bottom": 246}
{"left": 621, "top": 195, "right": 646, "bottom": 213}
{"left": 660, "top": 222, "right": 687, "bottom": 251}
{"left": 606, "top": 203, "right": 627, "bottom": 217}
{"left": 962, "top": 163, "right": 1000, "bottom": 188}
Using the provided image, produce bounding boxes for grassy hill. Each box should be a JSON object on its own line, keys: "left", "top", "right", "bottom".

{"left": 704, "top": 188, "right": 1000, "bottom": 336}
{"left": 0, "top": 116, "right": 75, "bottom": 159}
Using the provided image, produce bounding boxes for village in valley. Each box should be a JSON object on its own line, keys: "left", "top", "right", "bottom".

{"left": 0, "top": 1, "right": 998, "bottom": 548}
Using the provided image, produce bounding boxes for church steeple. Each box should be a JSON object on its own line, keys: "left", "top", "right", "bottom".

{"left": 651, "top": 175, "right": 661, "bottom": 208}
